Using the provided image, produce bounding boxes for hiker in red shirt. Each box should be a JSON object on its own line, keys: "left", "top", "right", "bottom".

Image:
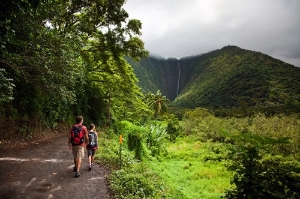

{"left": 68, "top": 116, "right": 89, "bottom": 177}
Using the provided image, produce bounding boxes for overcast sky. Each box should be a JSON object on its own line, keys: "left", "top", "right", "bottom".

{"left": 123, "top": 0, "right": 300, "bottom": 67}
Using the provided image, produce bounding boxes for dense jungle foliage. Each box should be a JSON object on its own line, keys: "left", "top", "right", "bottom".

{"left": 0, "top": 0, "right": 149, "bottom": 140}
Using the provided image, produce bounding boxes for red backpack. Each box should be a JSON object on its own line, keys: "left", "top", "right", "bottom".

{"left": 70, "top": 125, "right": 84, "bottom": 145}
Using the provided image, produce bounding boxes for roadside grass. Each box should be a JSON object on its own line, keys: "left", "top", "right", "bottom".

{"left": 146, "top": 137, "right": 233, "bottom": 199}
{"left": 97, "top": 130, "right": 233, "bottom": 198}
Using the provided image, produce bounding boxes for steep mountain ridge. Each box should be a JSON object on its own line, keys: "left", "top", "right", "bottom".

{"left": 127, "top": 46, "right": 300, "bottom": 114}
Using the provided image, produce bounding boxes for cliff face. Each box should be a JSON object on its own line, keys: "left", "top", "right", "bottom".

{"left": 128, "top": 56, "right": 181, "bottom": 100}
{"left": 161, "top": 58, "right": 179, "bottom": 101}
{"left": 128, "top": 55, "right": 201, "bottom": 101}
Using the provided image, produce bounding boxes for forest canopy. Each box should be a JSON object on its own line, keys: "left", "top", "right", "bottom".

{"left": 0, "top": 0, "right": 149, "bottom": 138}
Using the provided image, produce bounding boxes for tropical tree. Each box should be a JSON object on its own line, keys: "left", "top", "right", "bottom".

{"left": 86, "top": 56, "right": 150, "bottom": 126}
{"left": 144, "top": 90, "right": 170, "bottom": 118}
{"left": 47, "top": 0, "right": 149, "bottom": 124}
{"left": 0, "top": 0, "right": 82, "bottom": 126}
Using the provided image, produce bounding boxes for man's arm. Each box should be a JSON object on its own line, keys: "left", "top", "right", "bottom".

{"left": 84, "top": 127, "right": 89, "bottom": 145}
{"left": 85, "top": 134, "right": 89, "bottom": 145}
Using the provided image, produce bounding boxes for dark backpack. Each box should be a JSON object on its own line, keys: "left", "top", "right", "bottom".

{"left": 88, "top": 131, "right": 97, "bottom": 148}
{"left": 71, "top": 125, "right": 84, "bottom": 145}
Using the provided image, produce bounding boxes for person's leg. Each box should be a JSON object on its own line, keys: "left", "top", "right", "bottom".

{"left": 91, "top": 155, "right": 95, "bottom": 165}
{"left": 77, "top": 146, "right": 84, "bottom": 171}
{"left": 72, "top": 146, "right": 78, "bottom": 171}
{"left": 91, "top": 149, "right": 96, "bottom": 165}
{"left": 74, "top": 158, "right": 78, "bottom": 168}
{"left": 74, "top": 158, "right": 81, "bottom": 177}
{"left": 75, "top": 146, "right": 84, "bottom": 177}
{"left": 87, "top": 149, "right": 92, "bottom": 165}
{"left": 88, "top": 158, "right": 92, "bottom": 170}
{"left": 87, "top": 149, "right": 91, "bottom": 170}
{"left": 77, "top": 158, "right": 82, "bottom": 171}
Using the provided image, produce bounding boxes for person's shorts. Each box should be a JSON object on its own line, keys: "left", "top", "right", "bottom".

{"left": 87, "top": 149, "right": 96, "bottom": 157}
{"left": 72, "top": 145, "right": 85, "bottom": 159}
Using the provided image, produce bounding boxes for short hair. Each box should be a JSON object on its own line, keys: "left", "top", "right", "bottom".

{"left": 89, "top": 123, "right": 95, "bottom": 130}
{"left": 76, "top": 116, "right": 83, "bottom": 124}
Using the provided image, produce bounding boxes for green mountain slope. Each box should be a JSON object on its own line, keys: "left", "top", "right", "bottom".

{"left": 126, "top": 56, "right": 180, "bottom": 100}
{"left": 127, "top": 46, "right": 300, "bottom": 115}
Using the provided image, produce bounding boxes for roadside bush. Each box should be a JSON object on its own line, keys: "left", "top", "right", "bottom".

{"left": 109, "top": 163, "right": 166, "bottom": 199}
{"left": 96, "top": 132, "right": 120, "bottom": 168}
{"left": 145, "top": 123, "right": 168, "bottom": 156}
{"left": 222, "top": 131, "right": 300, "bottom": 199}
{"left": 112, "top": 120, "right": 135, "bottom": 136}
{"left": 127, "top": 128, "right": 146, "bottom": 160}
{"left": 113, "top": 120, "right": 168, "bottom": 160}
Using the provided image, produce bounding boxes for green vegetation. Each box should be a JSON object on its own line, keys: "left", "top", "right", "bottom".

{"left": 0, "top": 0, "right": 148, "bottom": 139}
{"left": 222, "top": 132, "right": 300, "bottom": 198}
{"left": 97, "top": 108, "right": 300, "bottom": 198}
{"left": 1, "top": 1, "right": 300, "bottom": 199}
{"left": 146, "top": 139, "right": 232, "bottom": 199}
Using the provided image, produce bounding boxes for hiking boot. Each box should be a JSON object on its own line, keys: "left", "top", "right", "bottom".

{"left": 88, "top": 164, "right": 92, "bottom": 171}
{"left": 75, "top": 171, "right": 80, "bottom": 177}
{"left": 73, "top": 166, "right": 77, "bottom": 172}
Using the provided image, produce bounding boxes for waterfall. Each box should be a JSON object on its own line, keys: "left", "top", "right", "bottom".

{"left": 177, "top": 61, "right": 180, "bottom": 96}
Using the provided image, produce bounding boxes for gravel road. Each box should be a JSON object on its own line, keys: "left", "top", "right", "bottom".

{"left": 0, "top": 134, "right": 112, "bottom": 199}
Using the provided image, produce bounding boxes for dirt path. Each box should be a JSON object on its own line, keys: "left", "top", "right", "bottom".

{"left": 0, "top": 135, "right": 113, "bottom": 199}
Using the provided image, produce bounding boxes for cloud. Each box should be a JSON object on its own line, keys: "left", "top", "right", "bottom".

{"left": 124, "top": 0, "right": 300, "bottom": 66}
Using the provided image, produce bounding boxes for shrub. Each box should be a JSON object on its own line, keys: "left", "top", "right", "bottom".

{"left": 181, "top": 108, "right": 226, "bottom": 142}
{"left": 108, "top": 163, "right": 166, "bottom": 199}
{"left": 166, "top": 114, "right": 182, "bottom": 142}
{"left": 127, "top": 128, "right": 145, "bottom": 160}
{"left": 223, "top": 131, "right": 300, "bottom": 199}
{"left": 145, "top": 123, "right": 168, "bottom": 156}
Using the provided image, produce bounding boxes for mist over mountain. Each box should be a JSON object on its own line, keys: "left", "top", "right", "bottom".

{"left": 126, "top": 46, "right": 300, "bottom": 115}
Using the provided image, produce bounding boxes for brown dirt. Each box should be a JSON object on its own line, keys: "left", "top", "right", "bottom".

{"left": 0, "top": 134, "right": 113, "bottom": 199}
